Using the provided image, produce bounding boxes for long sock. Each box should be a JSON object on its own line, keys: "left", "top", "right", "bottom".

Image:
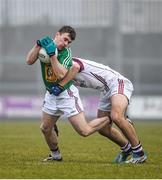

{"left": 132, "top": 142, "right": 144, "bottom": 156}
{"left": 51, "top": 147, "right": 59, "bottom": 152}
{"left": 121, "top": 142, "right": 132, "bottom": 154}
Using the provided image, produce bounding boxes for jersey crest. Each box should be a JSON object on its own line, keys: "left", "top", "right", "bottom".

{"left": 45, "top": 64, "right": 57, "bottom": 82}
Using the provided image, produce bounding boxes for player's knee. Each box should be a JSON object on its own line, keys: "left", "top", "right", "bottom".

{"left": 111, "top": 113, "right": 126, "bottom": 129}
{"left": 40, "top": 123, "right": 51, "bottom": 134}
{"left": 111, "top": 112, "right": 119, "bottom": 122}
{"left": 111, "top": 112, "right": 123, "bottom": 125}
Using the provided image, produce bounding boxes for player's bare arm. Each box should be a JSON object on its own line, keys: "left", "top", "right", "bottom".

{"left": 59, "top": 62, "right": 80, "bottom": 86}
{"left": 26, "top": 44, "right": 41, "bottom": 65}
{"left": 51, "top": 61, "right": 80, "bottom": 96}
{"left": 50, "top": 55, "right": 68, "bottom": 80}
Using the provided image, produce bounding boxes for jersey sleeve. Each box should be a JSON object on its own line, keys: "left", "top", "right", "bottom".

{"left": 58, "top": 48, "right": 73, "bottom": 69}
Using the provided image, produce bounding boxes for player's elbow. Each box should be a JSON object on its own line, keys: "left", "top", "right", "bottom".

{"left": 26, "top": 57, "right": 33, "bottom": 65}
{"left": 26, "top": 59, "right": 33, "bottom": 65}
{"left": 26, "top": 54, "right": 36, "bottom": 65}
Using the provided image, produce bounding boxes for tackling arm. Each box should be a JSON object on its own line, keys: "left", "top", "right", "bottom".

{"left": 51, "top": 62, "right": 80, "bottom": 96}
{"left": 59, "top": 62, "right": 80, "bottom": 86}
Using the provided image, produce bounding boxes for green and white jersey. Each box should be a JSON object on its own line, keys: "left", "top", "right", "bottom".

{"left": 40, "top": 47, "right": 73, "bottom": 92}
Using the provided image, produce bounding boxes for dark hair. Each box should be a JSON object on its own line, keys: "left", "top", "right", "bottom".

{"left": 58, "top": 25, "right": 76, "bottom": 41}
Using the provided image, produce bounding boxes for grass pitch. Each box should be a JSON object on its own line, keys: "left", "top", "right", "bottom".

{"left": 0, "top": 120, "right": 162, "bottom": 179}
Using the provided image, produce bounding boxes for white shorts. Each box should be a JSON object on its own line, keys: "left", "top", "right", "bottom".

{"left": 42, "top": 85, "right": 84, "bottom": 117}
{"left": 98, "top": 78, "right": 134, "bottom": 111}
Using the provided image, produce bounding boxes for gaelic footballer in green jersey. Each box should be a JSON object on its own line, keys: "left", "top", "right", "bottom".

{"left": 40, "top": 47, "right": 73, "bottom": 93}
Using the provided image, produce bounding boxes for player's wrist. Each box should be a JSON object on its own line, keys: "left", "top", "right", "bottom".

{"left": 58, "top": 83, "right": 64, "bottom": 87}
{"left": 58, "top": 83, "right": 64, "bottom": 89}
{"left": 36, "top": 40, "right": 42, "bottom": 47}
{"left": 48, "top": 51, "right": 55, "bottom": 57}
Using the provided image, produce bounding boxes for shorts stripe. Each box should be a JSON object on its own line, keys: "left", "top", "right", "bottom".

{"left": 118, "top": 79, "right": 124, "bottom": 94}
{"left": 74, "top": 96, "right": 82, "bottom": 112}
{"left": 67, "top": 89, "right": 82, "bottom": 113}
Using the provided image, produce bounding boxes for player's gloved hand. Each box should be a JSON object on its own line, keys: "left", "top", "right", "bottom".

{"left": 44, "top": 40, "right": 56, "bottom": 57}
{"left": 51, "top": 83, "right": 64, "bottom": 96}
{"left": 37, "top": 36, "right": 57, "bottom": 56}
{"left": 36, "top": 36, "right": 53, "bottom": 48}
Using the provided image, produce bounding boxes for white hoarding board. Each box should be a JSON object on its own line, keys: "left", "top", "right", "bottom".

{"left": 128, "top": 96, "right": 162, "bottom": 119}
